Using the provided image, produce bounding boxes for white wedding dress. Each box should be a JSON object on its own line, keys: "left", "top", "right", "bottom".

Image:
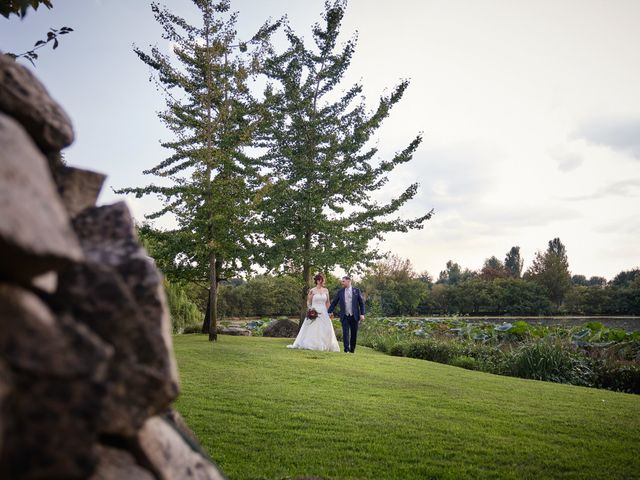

{"left": 287, "top": 291, "right": 340, "bottom": 352}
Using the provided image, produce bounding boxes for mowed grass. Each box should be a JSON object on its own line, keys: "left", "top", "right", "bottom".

{"left": 172, "top": 335, "right": 640, "bottom": 480}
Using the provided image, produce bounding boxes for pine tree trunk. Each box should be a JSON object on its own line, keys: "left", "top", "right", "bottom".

{"left": 208, "top": 251, "right": 218, "bottom": 341}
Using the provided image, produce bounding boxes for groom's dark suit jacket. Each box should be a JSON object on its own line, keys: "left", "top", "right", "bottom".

{"left": 328, "top": 287, "right": 365, "bottom": 321}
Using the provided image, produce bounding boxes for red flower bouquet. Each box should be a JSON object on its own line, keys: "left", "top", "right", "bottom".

{"left": 307, "top": 308, "right": 318, "bottom": 321}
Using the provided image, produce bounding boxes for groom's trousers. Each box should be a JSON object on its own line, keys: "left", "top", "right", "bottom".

{"left": 342, "top": 314, "right": 358, "bottom": 352}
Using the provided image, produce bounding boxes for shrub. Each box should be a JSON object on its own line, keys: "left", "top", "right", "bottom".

{"left": 593, "top": 362, "right": 640, "bottom": 394}
{"left": 451, "top": 355, "right": 478, "bottom": 370}
{"left": 389, "top": 342, "right": 408, "bottom": 357}
{"left": 403, "top": 340, "right": 462, "bottom": 363}
{"left": 504, "top": 339, "right": 592, "bottom": 385}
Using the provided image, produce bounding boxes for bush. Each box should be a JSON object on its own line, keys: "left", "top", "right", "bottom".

{"left": 392, "top": 339, "right": 463, "bottom": 364}
{"left": 593, "top": 362, "right": 640, "bottom": 394}
{"left": 451, "top": 355, "right": 478, "bottom": 370}
{"left": 503, "top": 339, "right": 592, "bottom": 385}
{"left": 389, "top": 342, "right": 409, "bottom": 357}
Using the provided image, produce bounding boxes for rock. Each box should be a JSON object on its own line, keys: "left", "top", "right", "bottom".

{"left": 52, "top": 165, "right": 106, "bottom": 217}
{"left": 137, "top": 416, "right": 226, "bottom": 480}
{"left": 0, "top": 360, "right": 12, "bottom": 456}
{"left": 0, "top": 283, "right": 111, "bottom": 378}
{"left": 162, "top": 409, "right": 201, "bottom": 448}
{"left": 262, "top": 318, "right": 299, "bottom": 338}
{"left": 0, "top": 53, "right": 74, "bottom": 152}
{"left": 31, "top": 270, "right": 58, "bottom": 293}
{"left": 0, "top": 285, "right": 113, "bottom": 479}
{"left": 55, "top": 202, "right": 179, "bottom": 435}
{"left": 56, "top": 261, "right": 177, "bottom": 436}
{"left": 0, "top": 112, "right": 83, "bottom": 282}
{"left": 217, "top": 325, "right": 252, "bottom": 336}
{"left": 89, "top": 445, "right": 155, "bottom": 480}
{"left": 1, "top": 372, "right": 105, "bottom": 479}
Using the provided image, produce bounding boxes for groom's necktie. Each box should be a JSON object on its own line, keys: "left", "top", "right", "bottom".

{"left": 345, "top": 287, "right": 353, "bottom": 316}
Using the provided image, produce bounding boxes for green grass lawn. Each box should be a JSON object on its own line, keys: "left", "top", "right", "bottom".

{"left": 173, "top": 335, "right": 640, "bottom": 480}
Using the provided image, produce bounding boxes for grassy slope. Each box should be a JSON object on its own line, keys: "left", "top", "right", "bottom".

{"left": 173, "top": 335, "right": 640, "bottom": 480}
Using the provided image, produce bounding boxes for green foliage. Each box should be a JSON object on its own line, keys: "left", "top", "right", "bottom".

{"left": 115, "top": 2, "right": 281, "bottom": 339}
{"left": 358, "top": 317, "right": 640, "bottom": 393}
{"left": 6, "top": 26, "right": 74, "bottom": 66}
{"left": 503, "top": 339, "right": 592, "bottom": 385}
{"left": 451, "top": 355, "right": 478, "bottom": 370}
{"left": 525, "top": 237, "right": 572, "bottom": 307}
{"left": 164, "top": 279, "right": 203, "bottom": 334}
{"left": 257, "top": 1, "right": 432, "bottom": 314}
{"left": 504, "top": 246, "right": 523, "bottom": 278}
{"left": 360, "top": 255, "right": 429, "bottom": 316}
{"left": 217, "top": 275, "right": 301, "bottom": 317}
{"left": 1, "top": 0, "right": 52, "bottom": 18}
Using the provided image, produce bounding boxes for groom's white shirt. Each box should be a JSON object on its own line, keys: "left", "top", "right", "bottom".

{"left": 345, "top": 286, "right": 353, "bottom": 315}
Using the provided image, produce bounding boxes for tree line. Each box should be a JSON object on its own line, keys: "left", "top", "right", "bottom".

{"left": 123, "top": 0, "right": 432, "bottom": 340}
{"left": 163, "top": 237, "right": 639, "bottom": 324}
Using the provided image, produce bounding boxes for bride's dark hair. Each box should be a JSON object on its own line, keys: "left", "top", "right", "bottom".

{"left": 314, "top": 273, "right": 325, "bottom": 285}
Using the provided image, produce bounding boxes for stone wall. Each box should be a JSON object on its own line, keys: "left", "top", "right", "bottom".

{"left": 0, "top": 53, "right": 225, "bottom": 479}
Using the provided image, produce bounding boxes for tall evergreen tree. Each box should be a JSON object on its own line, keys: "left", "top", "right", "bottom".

{"left": 257, "top": 0, "right": 432, "bottom": 325}
{"left": 504, "top": 246, "right": 523, "bottom": 278}
{"left": 115, "top": 1, "right": 279, "bottom": 341}
{"left": 525, "top": 238, "right": 571, "bottom": 307}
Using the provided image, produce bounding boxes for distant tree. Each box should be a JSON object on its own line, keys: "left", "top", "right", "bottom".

{"left": 417, "top": 270, "right": 433, "bottom": 286}
{"left": 480, "top": 256, "right": 508, "bottom": 280}
{"left": 504, "top": 246, "right": 524, "bottom": 278}
{"left": 610, "top": 268, "right": 640, "bottom": 288}
{"left": 493, "top": 278, "right": 552, "bottom": 315}
{"left": 361, "top": 255, "right": 428, "bottom": 316}
{"left": 524, "top": 237, "right": 572, "bottom": 307}
{"left": 437, "top": 260, "right": 462, "bottom": 285}
{"left": 257, "top": 1, "right": 433, "bottom": 327}
{"left": 571, "top": 274, "right": 588, "bottom": 286}
{"left": 587, "top": 276, "right": 607, "bottom": 287}
{"left": 115, "top": 1, "right": 280, "bottom": 341}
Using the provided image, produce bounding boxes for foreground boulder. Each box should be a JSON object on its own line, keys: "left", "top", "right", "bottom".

{"left": 262, "top": 318, "right": 299, "bottom": 338}
{"left": 0, "top": 284, "right": 112, "bottom": 479}
{"left": 0, "top": 53, "right": 74, "bottom": 153}
{"left": 0, "top": 113, "right": 82, "bottom": 282}
{"left": 137, "top": 416, "right": 225, "bottom": 480}
{"left": 55, "top": 202, "right": 179, "bottom": 436}
{"left": 0, "top": 52, "right": 226, "bottom": 480}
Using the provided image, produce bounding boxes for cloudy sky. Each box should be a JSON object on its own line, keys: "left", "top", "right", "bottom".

{"left": 3, "top": 0, "right": 639, "bottom": 280}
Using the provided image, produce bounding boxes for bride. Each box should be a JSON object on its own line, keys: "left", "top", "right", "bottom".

{"left": 287, "top": 273, "right": 340, "bottom": 352}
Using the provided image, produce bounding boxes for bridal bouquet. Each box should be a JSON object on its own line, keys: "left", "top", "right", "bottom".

{"left": 307, "top": 308, "right": 318, "bottom": 321}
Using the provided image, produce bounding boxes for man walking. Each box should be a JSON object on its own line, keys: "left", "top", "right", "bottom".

{"left": 328, "top": 276, "right": 365, "bottom": 353}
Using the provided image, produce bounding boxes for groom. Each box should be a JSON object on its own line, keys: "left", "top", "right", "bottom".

{"left": 328, "top": 276, "right": 365, "bottom": 353}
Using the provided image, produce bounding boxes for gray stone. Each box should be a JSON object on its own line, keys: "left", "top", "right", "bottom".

{"left": 52, "top": 165, "right": 106, "bottom": 217}
{"left": 0, "top": 283, "right": 111, "bottom": 378}
{"left": 55, "top": 202, "right": 179, "bottom": 436}
{"left": 0, "top": 360, "right": 12, "bottom": 456}
{"left": 0, "top": 113, "right": 83, "bottom": 282}
{"left": 0, "top": 285, "right": 113, "bottom": 479}
{"left": 90, "top": 445, "right": 155, "bottom": 480}
{"left": 217, "top": 325, "right": 252, "bottom": 336}
{"left": 0, "top": 53, "right": 74, "bottom": 152}
{"left": 263, "top": 318, "right": 299, "bottom": 338}
{"left": 137, "top": 416, "right": 226, "bottom": 480}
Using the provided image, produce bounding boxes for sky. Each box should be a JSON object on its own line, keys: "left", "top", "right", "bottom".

{"left": 2, "top": 0, "right": 639, "bottom": 280}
